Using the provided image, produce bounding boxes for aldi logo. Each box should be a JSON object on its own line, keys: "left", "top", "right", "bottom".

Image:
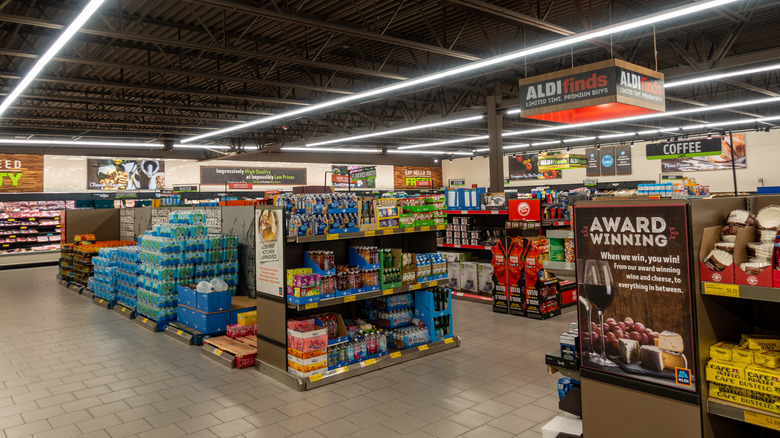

{"left": 676, "top": 368, "right": 692, "bottom": 387}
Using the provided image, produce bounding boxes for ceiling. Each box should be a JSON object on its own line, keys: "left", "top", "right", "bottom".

{"left": 0, "top": 0, "right": 778, "bottom": 159}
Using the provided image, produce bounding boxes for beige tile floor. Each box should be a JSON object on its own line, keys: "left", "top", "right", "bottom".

{"left": 0, "top": 266, "right": 574, "bottom": 438}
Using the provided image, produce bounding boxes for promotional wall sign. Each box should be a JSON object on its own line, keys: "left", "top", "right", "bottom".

{"left": 615, "top": 145, "right": 632, "bottom": 175}
{"left": 332, "top": 165, "right": 376, "bottom": 189}
{"left": 583, "top": 178, "right": 599, "bottom": 187}
{"left": 172, "top": 185, "right": 198, "bottom": 192}
{"left": 200, "top": 166, "right": 306, "bottom": 185}
{"left": 659, "top": 135, "right": 746, "bottom": 173}
{"left": 599, "top": 146, "right": 616, "bottom": 176}
{"left": 574, "top": 203, "right": 697, "bottom": 394}
{"left": 393, "top": 166, "right": 442, "bottom": 189}
{"left": 508, "top": 154, "right": 563, "bottom": 180}
{"left": 255, "top": 207, "right": 284, "bottom": 298}
{"left": 87, "top": 159, "right": 165, "bottom": 190}
{"left": 517, "top": 59, "right": 665, "bottom": 124}
{"left": 508, "top": 199, "right": 541, "bottom": 221}
{"left": 0, "top": 154, "right": 43, "bottom": 192}
{"left": 228, "top": 183, "right": 254, "bottom": 190}
{"left": 537, "top": 154, "right": 588, "bottom": 170}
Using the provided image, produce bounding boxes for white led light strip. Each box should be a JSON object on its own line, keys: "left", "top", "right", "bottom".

{"left": 0, "top": 139, "right": 231, "bottom": 149}
{"left": 181, "top": 0, "right": 739, "bottom": 144}
{"left": 0, "top": 0, "right": 107, "bottom": 117}
{"left": 401, "top": 95, "right": 780, "bottom": 150}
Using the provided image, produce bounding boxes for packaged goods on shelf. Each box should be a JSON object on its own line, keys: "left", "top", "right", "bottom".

{"left": 276, "top": 193, "right": 360, "bottom": 236}
{"left": 135, "top": 211, "right": 239, "bottom": 325}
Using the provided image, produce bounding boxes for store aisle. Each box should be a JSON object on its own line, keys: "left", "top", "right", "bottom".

{"left": 0, "top": 266, "right": 572, "bottom": 438}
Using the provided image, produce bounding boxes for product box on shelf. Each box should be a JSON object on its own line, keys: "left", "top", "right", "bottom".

{"left": 348, "top": 247, "right": 380, "bottom": 270}
{"left": 401, "top": 253, "right": 418, "bottom": 287}
{"left": 476, "top": 262, "right": 495, "bottom": 295}
{"left": 447, "top": 261, "right": 460, "bottom": 290}
{"left": 303, "top": 253, "right": 336, "bottom": 276}
{"left": 226, "top": 323, "right": 255, "bottom": 338}
{"left": 315, "top": 313, "right": 349, "bottom": 346}
{"left": 380, "top": 248, "right": 403, "bottom": 289}
{"left": 459, "top": 262, "right": 478, "bottom": 292}
{"left": 286, "top": 325, "right": 328, "bottom": 352}
{"left": 177, "top": 284, "right": 197, "bottom": 308}
{"left": 699, "top": 226, "right": 735, "bottom": 283}
{"left": 287, "top": 317, "right": 316, "bottom": 332}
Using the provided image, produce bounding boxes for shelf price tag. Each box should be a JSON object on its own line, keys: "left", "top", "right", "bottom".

{"left": 383, "top": 229, "right": 394, "bottom": 235}
{"left": 418, "top": 344, "right": 429, "bottom": 351}
{"left": 744, "top": 411, "right": 780, "bottom": 431}
{"left": 404, "top": 228, "right": 414, "bottom": 233}
{"left": 382, "top": 289, "right": 393, "bottom": 295}
{"left": 20, "top": 227, "right": 26, "bottom": 230}
{"left": 7, "top": 219, "right": 13, "bottom": 222}
{"left": 437, "top": 224, "right": 446, "bottom": 230}
{"left": 429, "top": 281, "right": 438, "bottom": 287}
{"left": 309, "top": 374, "right": 323, "bottom": 382}
{"left": 336, "top": 366, "right": 349, "bottom": 373}
{"left": 344, "top": 295, "right": 356, "bottom": 303}
{"left": 304, "top": 302, "right": 319, "bottom": 310}
{"left": 214, "top": 350, "right": 223, "bottom": 357}
{"left": 28, "top": 218, "right": 35, "bottom": 221}
{"left": 142, "top": 318, "right": 148, "bottom": 323}
{"left": 326, "top": 234, "right": 339, "bottom": 240}
{"left": 444, "top": 338, "right": 454, "bottom": 344}
{"left": 176, "top": 330, "right": 183, "bottom": 336}
{"left": 390, "top": 351, "right": 402, "bottom": 359}
{"left": 420, "top": 226, "right": 430, "bottom": 232}
{"left": 120, "top": 307, "right": 126, "bottom": 312}
{"left": 411, "top": 284, "right": 421, "bottom": 290}
{"left": 361, "top": 358, "right": 376, "bottom": 366}
{"left": 364, "top": 231, "right": 376, "bottom": 237}
{"left": 703, "top": 282, "right": 740, "bottom": 298}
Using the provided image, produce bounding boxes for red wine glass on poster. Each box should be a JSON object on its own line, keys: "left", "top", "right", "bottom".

{"left": 582, "top": 260, "right": 618, "bottom": 367}
{"left": 576, "top": 259, "right": 599, "bottom": 361}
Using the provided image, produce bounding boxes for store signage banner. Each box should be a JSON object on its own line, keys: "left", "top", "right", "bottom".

{"left": 508, "top": 154, "right": 563, "bottom": 180}
{"left": 449, "top": 178, "right": 466, "bottom": 188}
{"left": 599, "top": 146, "right": 616, "bottom": 176}
{"left": 87, "top": 159, "right": 165, "bottom": 190}
{"left": 537, "top": 154, "right": 587, "bottom": 170}
{"left": 585, "top": 148, "right": 600, "bottom": 177}
{"left": 255, "top": 207, "right": 285, "bottom": 298}
{"left": 0, "top": 154, "right": 43, "bottom": 192}
{"left": 200, "top": 166, "right": 306, "bottom": 185}
{"left": 615, "top": 145, "right": 632, "bottom": 175}
{"left": 173, "top": 185, "right": 198, "bottom": 192}
{"left": 332, "top": 165, "right": 376, "bottom": 189}
{"left": 393, "top": 166, "right": 442, "bottom": 189}
{"left": 646, "top": 138, "right": 722, "bottom": 160}
{"left": 228, "top": 183, "right": 254, "bottom": 190}
{"left": 517, "top": 59, "right": 665, "bottom": 124}
{"left": 660, "top": 134, "right": 747, "bottom": 173}
{"left": 508, "top": 199, "right": 541, "bottom": 221}
{"left": 574, "top": 203, "right": 697, "bottom": 394}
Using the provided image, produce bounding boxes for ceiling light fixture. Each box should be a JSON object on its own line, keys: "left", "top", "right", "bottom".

{"left": 305, "top": 114, "right": 485, "bottom": 147}
{"left": 281, "top": 146, "right": 379, "bottom": 153}
{"left": 181, "top": 0, "right": 739, "bottom": 144}
{"left": 0, "top": 0, "right": 107, "bottom": 117}
{"left": 400, "top": 95, "right": 780, "bottom": 150}
{"left": 664, "top": 62, "right": 780, "bottom": 88}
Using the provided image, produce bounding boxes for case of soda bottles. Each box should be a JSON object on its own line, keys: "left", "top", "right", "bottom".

{"left": 413, "top": 287, "right": 453, "bottom": 342}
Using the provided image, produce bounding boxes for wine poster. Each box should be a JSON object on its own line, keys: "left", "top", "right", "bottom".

{"left": 574, "top": 203, "right": 697, "bottom": 394}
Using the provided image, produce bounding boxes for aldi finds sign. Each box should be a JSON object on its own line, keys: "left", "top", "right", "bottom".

{"left": 0, "top": 154, "right": 43, "bottom": 192}
{"left": 518, "top": 59, "right": 665, "bottom": 124}
{"left": 645, "top": 138, "right": 723, "bottom": 160}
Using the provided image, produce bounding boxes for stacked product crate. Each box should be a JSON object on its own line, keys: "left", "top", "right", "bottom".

{"left": 115, "top": 246, "right": 142, "bottom": 309}
{"left": 136, "top": 210, "right": 239, "bottom": 326}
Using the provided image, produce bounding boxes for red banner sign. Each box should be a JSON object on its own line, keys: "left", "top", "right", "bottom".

{"left": 228, "top": 183, "right": 253, "bottom": 189}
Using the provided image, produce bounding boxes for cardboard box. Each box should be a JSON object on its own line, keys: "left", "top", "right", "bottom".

{"left": 448, "top": 262, "right": 460, "bottom": 289}
{"left": 286, "top": 325, "right": 328, "bottom": 352}
{"left": 177, "top": 284, "right": 197, "bottom": 308}
{"left": 178, "top": 304, "right": 230, "bottom": 334}
{"left": 476, "top": 262, "right": 495, "bottom": 294}
{"left": 197, "top": 289, "right": 232, "bottom": 313}
{"left": 460, "top": 262, "right": 478, "bottom": 292}
{"left": 699, "top": 225, "right": 734, "bottom": 283}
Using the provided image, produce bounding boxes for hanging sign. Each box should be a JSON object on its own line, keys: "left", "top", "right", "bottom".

{"left": 660, "top": 135, "right": 747, "bottom": 172}
{"left": 599, "top": 146, "right": 616, "bottom": 176}
{"left": 508, "top": 154, "right": 563, "bottom": 180}
{"left": 585, "top": 148, "right": 600, "bottom": 177}
{"left": 646, "top": 138, "right": 723, "bottom": 160}
{"left": 87, "top": 159, "right": 165, "bottom": 190}
{"left": 393, "top": 166, "right": 442, "bottom": 189}
{"left": 615, "top": 145, "right": 632, "bottom": 175}
{"left": 537, "top": 154, "right": 588, "bottom": 170}
{"left": 518, "top": 59, "right": 665, "bottom": 124}
{"left": 0, "top": 154, "right": 43, "bottom": 192}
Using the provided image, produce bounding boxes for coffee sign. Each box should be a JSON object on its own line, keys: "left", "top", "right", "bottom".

{"left": 646, "top": 138, "right": 723, "bottom": 160}
{"left": 0, "top": 154, "right": 43, "bottom": 192}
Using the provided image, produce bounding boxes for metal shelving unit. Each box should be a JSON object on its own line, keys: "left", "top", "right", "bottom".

{"left": 287, "top": 224, "right": 446, "bottom": 243}
{"left": 707, "top": 399, "right": 780, "bottom": 432}
{"left": 287, "top": 278, "right": 447, "bottom": 311}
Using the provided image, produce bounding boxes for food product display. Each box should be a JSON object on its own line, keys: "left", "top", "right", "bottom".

{"left": 88, "top": 245, "right": 140, "bottom": 306}
{"left": 0, "top": 201, "right": 71, "bottom": 254}
{"left": 444, "top": 215, "right": 502, "bottom": 247}
{"left": 707, "top": 334, "right": 780, "bottom": 414}
{"left": 135, "top": 211, "right": 239, "bottom": 324}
